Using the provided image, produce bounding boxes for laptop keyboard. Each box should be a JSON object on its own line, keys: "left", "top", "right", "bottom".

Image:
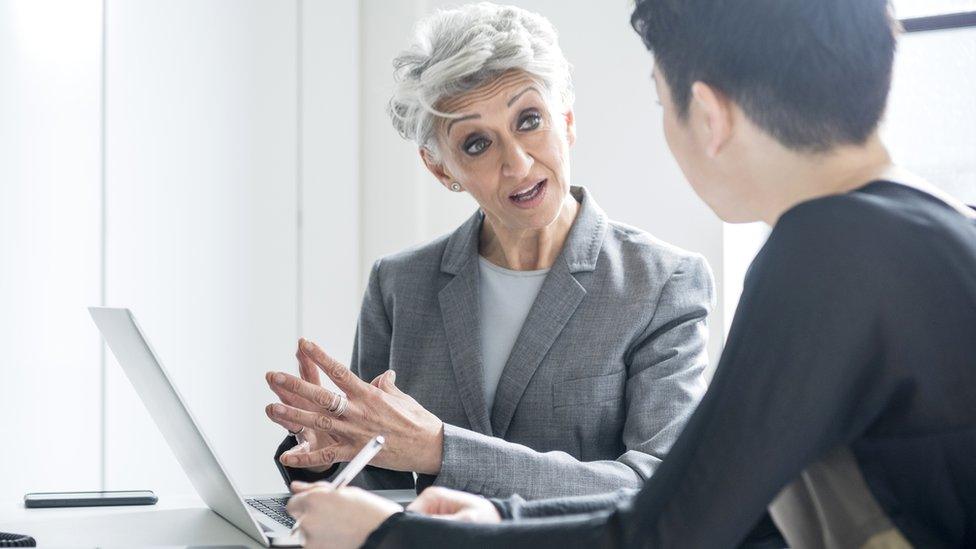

{"left": 246, "top": 496, "right": 295, "bottom": 527}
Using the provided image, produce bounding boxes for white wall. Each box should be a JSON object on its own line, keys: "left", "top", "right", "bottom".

{"left": 358, "top": 0, "right": 453, "bottom": 277}
{"left": 102, "top": 0, "right": 301, "bottom": 495}
{"left": 0, "top": 0, "right": 104, "bottom": 497}
{"left": 1, "top": 0, "right": 362, "bottom": 498}
{"left": 358, "top": 0, "right": 727, "bottom": 367}
{"left": 301, "top": 0, "right": 361, "bottom": 367}
{"left": 102, "top": 0, "right": 362, "bottom": 496}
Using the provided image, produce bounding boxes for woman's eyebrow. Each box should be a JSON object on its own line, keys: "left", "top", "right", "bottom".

{"left": 447, "top": 114, "right": 480, "bottom": 136}
{"left": 446, "top": 85, "right": 541, "bottom": 136}
{"left": 507, "top": 86, "right": 542, "bottom": 107}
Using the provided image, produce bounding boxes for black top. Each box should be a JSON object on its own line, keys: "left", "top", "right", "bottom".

{"left": 363, "top": 181, "right": 976, "bottom": 548}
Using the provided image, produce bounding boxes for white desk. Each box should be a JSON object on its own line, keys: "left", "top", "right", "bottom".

{"left": 0, "top": 494, "right": 265, "bottom": 547}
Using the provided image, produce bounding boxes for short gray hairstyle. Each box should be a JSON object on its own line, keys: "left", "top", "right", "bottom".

{"left": 388, "top": 2, "right": 574, "bottom": 159}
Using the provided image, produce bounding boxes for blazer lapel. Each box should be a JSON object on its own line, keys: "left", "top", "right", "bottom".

{"left": 490, "top": 186, "right": 608, "bottom": 438}
{"left": 490, "top": 260, "right": 585, "bottom": 437}
{"left": 438, "top": 212, "right": 493, "bottom": 435}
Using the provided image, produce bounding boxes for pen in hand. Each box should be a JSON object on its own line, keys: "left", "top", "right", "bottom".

{"left": 289, "top": 435, "right": 386, "bottom": 537}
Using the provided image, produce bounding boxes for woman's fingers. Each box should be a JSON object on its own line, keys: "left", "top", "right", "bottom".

{"left": 264, "top": 407, "right": 306, "bottom": 433}
{"left": 405, "top": 487, "right": 500, "bottom": 523}
{"left": 406, "top": 487, "right": 463, "bottom": 515}
{"left": 369, "top": 371, "right": 385, "bottom": 387}
{"left": 265, "top": 403, "right": 350, "bottom": 435}
{"left": 296, "top": 341, "right": 322, "bottom": 385}
{"left": 454, "top": 508, "right": 489, "bottom": 523}
{"left": 268, "top": 371, "right": 343, "bottom": 412}
{"left": 300, "top": 338, "right": 369, "bottom": 398}
{"left": 281, "top": 442, "right": 348, "bottom": 468}
{"left": 380, "top": 370, "right": 406, "bottom": 397}
{"left": 266, "top": 372, "right": 318, "bottom": 411}
{"left": 404, "top": 488, "right": 441, "bottom": 515}
{"left": 369, "top": 369, "right": 397, "bottom": 392}
{"left": 285, "top": 485, "right": 327, "bottom": 517}
{"left": 288, "top": 485, "right": 403, "bottom": 548}
{"left": 369, "top": 370, "right": 399, "bottom": 394}
{"left": 290, "top": 480, "right": 332, "bottom": 494}
{"left": 278, "top": 443, "right": 353, "bottom": 468}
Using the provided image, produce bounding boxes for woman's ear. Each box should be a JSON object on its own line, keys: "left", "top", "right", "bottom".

{"left": 690, "top": 82, "right": 733, "bottom": 158}
{"left": 563, "top": 108, "right": 576, "bottom": 147}
{"left": 419, "top": 148, "right": 456, "bottom": 192}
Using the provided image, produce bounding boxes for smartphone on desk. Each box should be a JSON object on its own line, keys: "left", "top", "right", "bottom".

{"left": 24, "top": 490, "right": 157, "bottom": 508}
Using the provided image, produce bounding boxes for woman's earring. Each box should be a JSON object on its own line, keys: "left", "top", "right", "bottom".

{"left": 450, "top": 182, "right": 462, "bottom": 192}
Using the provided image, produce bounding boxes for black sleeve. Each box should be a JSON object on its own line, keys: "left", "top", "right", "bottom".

{"left": 363, "top": 510, "right": 623, "bottom": 549}
{"left": 363, "top": 198, "right": 898, "bottom": 548}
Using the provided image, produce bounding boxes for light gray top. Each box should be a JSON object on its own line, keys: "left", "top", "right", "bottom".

{"left": 477, "top": 257, "right": 549, "bottom": 408}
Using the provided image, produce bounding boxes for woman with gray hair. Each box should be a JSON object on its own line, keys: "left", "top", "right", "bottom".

{"left": 263, "top": 1, "right": 713, "bottom": 501}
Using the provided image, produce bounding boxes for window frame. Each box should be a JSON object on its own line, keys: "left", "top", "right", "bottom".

{"left": 901, "top": 10, "right": 976, "bottom": 32}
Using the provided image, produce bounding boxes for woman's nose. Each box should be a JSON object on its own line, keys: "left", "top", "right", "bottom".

{"left": 500, "top": 140, "right": 533, "bottom": 179}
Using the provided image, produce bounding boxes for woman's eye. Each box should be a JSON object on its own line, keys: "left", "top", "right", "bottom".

{"left": 464, "top": 137, "right": 491, "bottom": 156}
{"left": 518, "top": 113, "right": 542, "bottom": 131}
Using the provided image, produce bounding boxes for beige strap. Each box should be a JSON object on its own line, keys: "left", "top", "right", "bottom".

{"left": 861, "top": 527, "right": 913, "bottom": 549}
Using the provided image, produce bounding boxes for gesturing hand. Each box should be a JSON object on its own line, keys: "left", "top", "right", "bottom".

{"left": 265, "top": 338, "right": 445, "bottom": 474}
{"left": 264, "top": 340, "right": 343, "bottom": 473}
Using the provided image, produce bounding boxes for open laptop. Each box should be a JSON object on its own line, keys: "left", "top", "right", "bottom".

{"left": 89, "top": 307, "right": 415, "bottom": 547}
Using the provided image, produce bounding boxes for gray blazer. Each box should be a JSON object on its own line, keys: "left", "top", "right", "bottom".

{"left": 276, "top": 186, "right": 714, "bottom": 499}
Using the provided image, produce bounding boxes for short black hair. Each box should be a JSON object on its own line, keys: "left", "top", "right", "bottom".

{"left": 631, "top": 0, "right": 898, "bottom": 151}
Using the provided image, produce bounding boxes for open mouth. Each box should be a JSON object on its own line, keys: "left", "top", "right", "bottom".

{"left": 508, "top": 179, "right": 547, "bottom": 207}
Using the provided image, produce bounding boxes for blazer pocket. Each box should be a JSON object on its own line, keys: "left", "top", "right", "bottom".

{"left": 552, "top": 370, "right": 626, "bottom": 409}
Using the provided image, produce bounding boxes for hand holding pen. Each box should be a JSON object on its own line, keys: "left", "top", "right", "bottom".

{"left": 285, "top": 435, "right": 398, "bottom": 547}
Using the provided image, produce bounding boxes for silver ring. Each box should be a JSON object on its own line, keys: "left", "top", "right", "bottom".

{"left": 332, "top": 394, "right": 349, "bottom": 418}
{"left": 288, "top": 426, "right": 304, "bottom": 437}
{"left": 326, "top": 391, "right": 342, "bottom": 413}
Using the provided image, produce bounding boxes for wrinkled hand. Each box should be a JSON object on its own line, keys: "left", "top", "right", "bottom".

{"left": 407, "top": 487, "right": 502, "bottom": 523}
{"left": 265, "top": 338, "right": 444, "bottom": 474}
{"left": 288, "top": 480, "right": 402, "bottom": 549}
{"left": 264, "top": 340, "right": 342, "bottom": 473}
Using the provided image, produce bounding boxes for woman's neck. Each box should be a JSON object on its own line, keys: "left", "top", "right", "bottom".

{"left": 758, "top": 135, "right": 894, "bottom": 226}
{"left": 479, "top": 193, "right": 580, "bottom": 271}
